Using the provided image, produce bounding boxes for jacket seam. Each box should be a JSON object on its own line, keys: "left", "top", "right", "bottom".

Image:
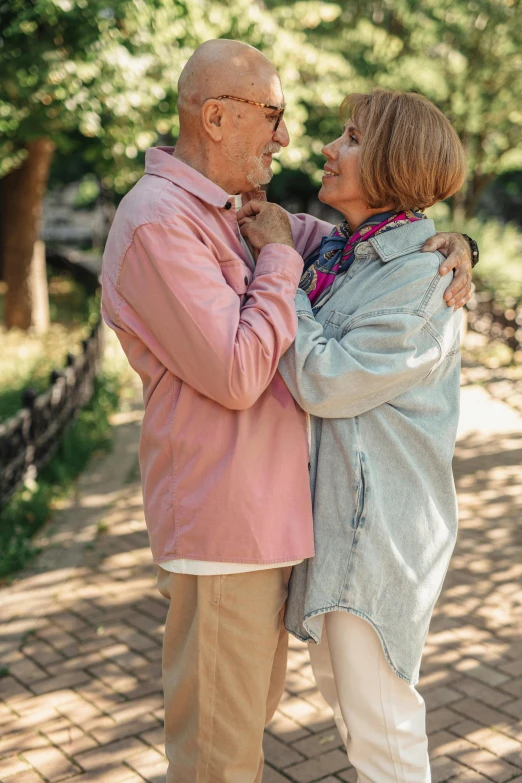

{"left": 336, "top": 308, "right": 427, "bottom": 335}
{"left": 336, "top": 427, "right": 365, "bottom": 605}
{"left": 418, "top": 268, "right": 443, "bottom": 316}
{"left": 420, "top": 321, "right": 443, "bottom": 379}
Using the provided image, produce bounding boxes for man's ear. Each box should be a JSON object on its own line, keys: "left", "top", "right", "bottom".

{"left": 201, "top": 99, "right": 224, "bottom": 141}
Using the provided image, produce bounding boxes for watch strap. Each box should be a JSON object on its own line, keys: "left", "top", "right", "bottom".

{"left": 461, "top": 233, "right": 479, "bottom": 268}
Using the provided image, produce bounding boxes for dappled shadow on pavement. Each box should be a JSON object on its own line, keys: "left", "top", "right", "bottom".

{"left": 0, "top": 403, "right": 168, "bottom": 783}
{"left": 2, "top": 384, "right": 522, "bottom": 782}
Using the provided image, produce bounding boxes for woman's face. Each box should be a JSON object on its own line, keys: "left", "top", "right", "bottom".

{"left": 319, "top": 120, "right": 365, "bottom": 219}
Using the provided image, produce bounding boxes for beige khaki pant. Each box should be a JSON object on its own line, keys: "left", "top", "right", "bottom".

{"left": 157, "top": 566, "right": 290, "bottom": 783}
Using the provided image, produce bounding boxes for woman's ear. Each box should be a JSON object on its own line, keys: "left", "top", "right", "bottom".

{"left": 201, "top": 99, "right": 224, "bottom": 141}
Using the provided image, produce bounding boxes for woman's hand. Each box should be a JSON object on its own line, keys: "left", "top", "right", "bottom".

{"left": 422, "top": 233, "right": 472, "bottom": 310}
{"left": 237, "top": 201, "right": 294, "bottom": 252}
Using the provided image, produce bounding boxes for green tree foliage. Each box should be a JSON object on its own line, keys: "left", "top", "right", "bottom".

{"left": 0, "top": 0, "right": 347, "bottom": 194}
{"left": 0, "top": 0, "right": 337, "bottom": 328}
{"left": 0, "top": 0, "right": 241, "bottom": 190}
{"left": 4, "top": 0, "right": 519, "bottom": 206}
{"left": 266, "top": 0, "right": 522, "bottom": 217}
{"left": 1, "top": 1, "right": 521, "bottom": 326}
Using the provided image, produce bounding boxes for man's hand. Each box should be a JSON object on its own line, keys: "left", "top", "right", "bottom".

{"left": 238, "top": 201, "right": 294, "bottom": 251}
{"left": 422, "top": 233, "right": 473, "bottom": 310}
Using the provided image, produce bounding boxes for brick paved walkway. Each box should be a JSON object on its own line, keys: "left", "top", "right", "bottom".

{"left": 2, "top": 369, "right": 522, "bottom": 783}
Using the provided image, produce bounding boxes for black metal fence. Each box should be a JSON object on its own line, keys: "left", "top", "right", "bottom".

{"left": 0, "top": 319, "right": 104, "bottom": 509}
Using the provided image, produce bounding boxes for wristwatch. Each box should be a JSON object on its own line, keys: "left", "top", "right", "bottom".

{"left": 461, "top": 234, "right": 479, "bottom": 268}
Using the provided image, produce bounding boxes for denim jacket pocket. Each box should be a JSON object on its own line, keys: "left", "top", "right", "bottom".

{"left": 322, "top": 310, "right": 347, "bottom": 338}
{"left": 352, "top": 452, "right": 367, "bottom": 531}
{"left": 322, "top": 309, "right": 357, "bottom": 340}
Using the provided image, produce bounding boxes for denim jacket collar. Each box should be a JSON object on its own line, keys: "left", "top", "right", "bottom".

{"left": 369, "top": 218, "right": 436, "bottom": 263}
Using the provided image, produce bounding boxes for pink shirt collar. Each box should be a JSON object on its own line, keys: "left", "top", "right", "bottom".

{"left": 145, "top": 146, "right": 228, "bottom": 207}
{"left": 145, "top": 146, "right": 267, "bottom": 208}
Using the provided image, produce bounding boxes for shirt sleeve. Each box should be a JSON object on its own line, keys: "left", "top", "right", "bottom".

{"left": 278, "top": 290, "right": 446, "bottom": 419}
{"left": 117, "top": 217, "right": 303, "bottom": 410}
{"left": 287, "top": 212, "right": 333, "bottom": 261}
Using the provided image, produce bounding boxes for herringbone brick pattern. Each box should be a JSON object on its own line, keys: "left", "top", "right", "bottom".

{"left": 1, "top": 374, "right": 522, "bottom": 782}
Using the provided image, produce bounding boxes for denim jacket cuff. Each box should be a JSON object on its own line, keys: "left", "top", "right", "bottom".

{"left": 295, "top": 288, "right": 313, "bottom": 317}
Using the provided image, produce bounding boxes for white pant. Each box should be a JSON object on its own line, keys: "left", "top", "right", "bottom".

{"left": 309, "top": 612, "right": 430, "bottom": 783}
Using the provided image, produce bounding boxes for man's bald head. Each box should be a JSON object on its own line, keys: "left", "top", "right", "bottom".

{"left": 178, "top": 39, "right": 280, "bottom": 114}
{"left": 173, "top": 39, "right": 288, "bottom": 195}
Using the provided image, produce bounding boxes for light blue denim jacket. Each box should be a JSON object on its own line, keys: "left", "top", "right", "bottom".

{"left": 279, "top": 219, "right": 461, "bottom": 684}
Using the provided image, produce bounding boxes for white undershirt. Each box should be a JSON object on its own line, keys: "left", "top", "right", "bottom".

{"left": 160, "top": 559, "right": 303, "bottom": 575}
{"left": 159, "top": 194, "right": 302, "bottom": 577}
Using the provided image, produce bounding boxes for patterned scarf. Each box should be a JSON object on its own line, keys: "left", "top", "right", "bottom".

{"left": 300, "top": 210, "right": 426, "bottom": 314}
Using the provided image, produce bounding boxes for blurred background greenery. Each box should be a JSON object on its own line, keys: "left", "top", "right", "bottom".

{"left": 1, "top": 0, "right": 521, "bottom": 334}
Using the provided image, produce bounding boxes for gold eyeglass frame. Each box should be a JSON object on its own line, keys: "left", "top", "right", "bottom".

{"left": 216, "top": 95, "right": 285, "bottom": 131}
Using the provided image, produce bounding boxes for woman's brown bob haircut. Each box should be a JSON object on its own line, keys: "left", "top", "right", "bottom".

{"left": 340, "top": 89, "right": 467, "bottom": 212}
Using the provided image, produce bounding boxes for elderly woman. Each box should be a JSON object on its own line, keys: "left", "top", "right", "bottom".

{"left": 240, "top": 89, "right": 467, "bottom": 781}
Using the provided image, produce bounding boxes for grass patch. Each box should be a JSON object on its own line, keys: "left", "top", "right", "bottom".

{"left": 426, "top": 204, "right": 522, "bottom": 303}
{"left": 0, "top": 371, "right": 121, "bottom": 579}
{"left": 0, "top": 276, "right": 100, "bottom": 423}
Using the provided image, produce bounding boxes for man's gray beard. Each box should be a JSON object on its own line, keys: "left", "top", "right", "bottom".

{"left": 246, "top": 157, "right": 273, "bottom": 187}
{"left": 223, "top": 138, "right": 277, "bottom": 188}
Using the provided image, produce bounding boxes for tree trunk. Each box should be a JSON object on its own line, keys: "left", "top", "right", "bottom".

{"left": 2, "top": 138, "right": 55, "bottom": 331}
{"left": 452, "top": 187, "right": 467, "bottom": 223}
{"left": 464, "top": 172, "right": 496, "bottom": 219}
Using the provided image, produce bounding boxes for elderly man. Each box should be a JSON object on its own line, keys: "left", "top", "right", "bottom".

{"left": 102, "top": 39, "right": 473, "bottom": 783}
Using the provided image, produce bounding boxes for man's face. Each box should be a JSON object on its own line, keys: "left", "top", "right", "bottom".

{"left": 221, "top": 73, "right": 290, "bottom": 191}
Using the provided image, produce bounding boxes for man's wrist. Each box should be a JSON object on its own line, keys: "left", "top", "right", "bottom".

{"left": 461, "top": 233, "right": 479, "bottom": 268}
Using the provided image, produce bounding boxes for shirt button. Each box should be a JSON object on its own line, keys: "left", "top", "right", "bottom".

{"left": 224, "top": 201, "right": 232, "bottom": 210}
{"left": 244, "top": 276, "right": 249, "bottom": 286}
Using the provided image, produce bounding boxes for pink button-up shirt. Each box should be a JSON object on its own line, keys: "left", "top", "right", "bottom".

{"left": 101, "top": 147, "right": 331, "bottom": 565}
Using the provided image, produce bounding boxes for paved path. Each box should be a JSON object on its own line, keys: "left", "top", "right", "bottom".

{"left": 1, "top": 371, "right": 522, "bottom": 783}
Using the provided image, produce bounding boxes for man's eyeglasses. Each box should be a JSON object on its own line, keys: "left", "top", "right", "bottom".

{"left": 216, "top": 95, "right": 285, "bottom": 132}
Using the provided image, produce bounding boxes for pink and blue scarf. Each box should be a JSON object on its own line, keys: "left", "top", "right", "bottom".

{"left": 300, "top": 210, "right": 426, "bottom": 314}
